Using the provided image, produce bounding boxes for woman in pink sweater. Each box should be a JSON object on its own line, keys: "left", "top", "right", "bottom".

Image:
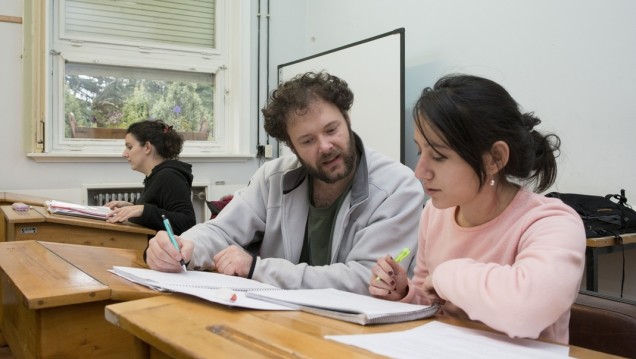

{"left": 370, "top": 74, "right": 586, "bottom": 345}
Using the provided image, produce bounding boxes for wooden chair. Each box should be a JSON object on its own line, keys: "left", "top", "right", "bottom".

{"left": 569, "top": 290, "right": 636, "bottom": 358}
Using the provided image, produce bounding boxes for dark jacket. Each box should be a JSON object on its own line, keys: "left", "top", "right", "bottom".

{"left": 130, "top": 159, "right": 196, "bottom": 235}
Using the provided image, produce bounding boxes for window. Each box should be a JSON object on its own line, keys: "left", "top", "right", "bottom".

{"left": 25, "top": 0, "right": 252, "bottom": 160}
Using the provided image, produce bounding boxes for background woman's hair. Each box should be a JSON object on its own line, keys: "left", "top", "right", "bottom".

{"left": 127, "top": 120, "right": 184, "bottom": 160}
{"left": 413, "top": 74, "right": 560, "bottom": 193}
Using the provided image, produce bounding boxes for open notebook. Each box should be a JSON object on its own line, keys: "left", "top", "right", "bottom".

{"left": 111, "top": 266, "right": 438, "bottom": 325}
{"left": 110, "top": 266, "right": 291, "bottom": 310}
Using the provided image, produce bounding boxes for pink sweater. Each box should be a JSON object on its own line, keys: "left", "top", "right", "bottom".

{"left": 403, "top": 189, "right": 586, "bottom": 345}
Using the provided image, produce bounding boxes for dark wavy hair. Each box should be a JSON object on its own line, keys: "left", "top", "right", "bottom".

{"left": 126, "top": 120, "right": 184, "bottom": 160}
{"left": 261, "top": 71, "right": 354, "bottom": 148}
{"left": 413, "top": 74, "right": 561, "bottom": 193}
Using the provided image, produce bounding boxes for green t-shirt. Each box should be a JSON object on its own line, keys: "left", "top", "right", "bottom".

{"left": 300, "top": 178, "right": 351, "bottom": 266}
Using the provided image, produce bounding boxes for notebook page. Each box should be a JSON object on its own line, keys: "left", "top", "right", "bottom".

{"left": 111, "top": 266, "right": 279, "bottom": 291}
{"left": 160, "top": 285, "right": 294, "bottom": 310}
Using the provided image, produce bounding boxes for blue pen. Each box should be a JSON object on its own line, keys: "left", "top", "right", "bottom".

{"left": 162, "top": 215, "right": 187, "bottom": 272}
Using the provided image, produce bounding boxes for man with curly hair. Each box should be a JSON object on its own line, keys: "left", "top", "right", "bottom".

{"left": 145, "top": 72, "right": 424, "bottom": 295}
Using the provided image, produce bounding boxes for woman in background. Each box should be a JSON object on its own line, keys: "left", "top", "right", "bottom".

{"left": 106, "top": 120, "right": 196, "bottom": 235}
{"left": 370, "top": 74, "right": 585, "bottom": 345}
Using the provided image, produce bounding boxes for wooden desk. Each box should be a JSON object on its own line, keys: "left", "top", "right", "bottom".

{"left": 0, "top": 241, "right": 159, "bottom": 359}
{"left": 105, "top": 294, "right": 618, "bottom": 359}
{"left": 0, "top": 192, "right": 50, "bottom": 207}
{"left": 0, "top": 205, "right": 155, "bottom": 252}
{"left": 585, "top": 233, "right": 636, "bottom": 292}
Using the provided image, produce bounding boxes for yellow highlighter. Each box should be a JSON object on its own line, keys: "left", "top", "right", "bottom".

{"left": 394, "top": 247, "right": 411, "bottom": 263}
{"left": 376, "top": 247, "right": 411, "bottom": 281}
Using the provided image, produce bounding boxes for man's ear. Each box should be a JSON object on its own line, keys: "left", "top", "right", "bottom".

{"left": 484, "top": 140, "right": 510, "bottom": 175}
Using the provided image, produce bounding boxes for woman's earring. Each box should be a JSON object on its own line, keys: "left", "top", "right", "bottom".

{"left": 490, "top": 178, "right": 495, "bottom": 186}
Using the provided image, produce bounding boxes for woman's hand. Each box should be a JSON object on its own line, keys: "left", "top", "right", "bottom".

{"left": 104, "top": 200, "right": 133, "bottom": 209}
{"left": 106, "top": 204, "right": 144, "bottom": 223}
{"left": 419, "top": 274, "right": 446, "bottom": 307}
{"left": 369, "top": 254, "right": 409, "bottom": 300}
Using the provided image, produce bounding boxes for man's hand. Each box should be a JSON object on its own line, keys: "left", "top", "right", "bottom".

{"left": 146, "top": 231, "right": 193, "bottom": 272}
{"left": 213, "top": 245, "right": 253, "bottom": 277}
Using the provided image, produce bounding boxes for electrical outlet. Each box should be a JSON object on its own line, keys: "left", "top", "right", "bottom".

{"left": 264, "top": 144, "right": 273, "bottom": 158}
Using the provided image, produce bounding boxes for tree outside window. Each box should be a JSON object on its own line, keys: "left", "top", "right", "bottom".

{"left": 64, "top": 67, "right": 215, "bottom": 141}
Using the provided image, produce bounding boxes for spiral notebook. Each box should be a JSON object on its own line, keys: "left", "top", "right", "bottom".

{"left": 246, "top": 288, "right": 439, "bottom": 325}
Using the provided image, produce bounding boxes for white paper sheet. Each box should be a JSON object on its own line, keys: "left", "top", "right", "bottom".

{"left": 326, "top": 321, "right": 570, "bottom": 358}
{"left": 110, "top": 266, "right": 293, "bottom": 310}
{"left": 161, "top": 285, "right": 294, "bottom": 311}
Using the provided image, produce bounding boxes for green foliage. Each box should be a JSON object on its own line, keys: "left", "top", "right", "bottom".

{"left": 64, "top": 77, "right": 96, "bottom": 127}
{"left": 121, "top": 81, "right": 153, "bottom": 129}
{"left": 150, "top": 82, "right": 211, "bottom": 132}
{"left": 91, "top": 78, "right": 134, "bottom": 128}
{"left": 64, "top": 72, "right": 214, "bottom": 139}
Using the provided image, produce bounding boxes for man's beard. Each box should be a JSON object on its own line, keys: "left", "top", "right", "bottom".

{"left": 299, "top": 133, "right": 357, "bottom": 184}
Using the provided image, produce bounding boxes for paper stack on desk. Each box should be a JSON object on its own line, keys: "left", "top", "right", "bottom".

{"left": 46, "top": 200, "right": 112, "bottom": 220}
{"left": 110, "top": 266, "right": 438, "bottom": 324}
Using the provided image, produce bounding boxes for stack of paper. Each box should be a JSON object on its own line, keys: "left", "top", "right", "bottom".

{"left": 46, "top": 200, "right": 112, "bottom": 220}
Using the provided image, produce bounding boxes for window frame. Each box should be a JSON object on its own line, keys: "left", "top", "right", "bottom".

{"left": 24, "top": 0, "right": 253, "bottom": 163}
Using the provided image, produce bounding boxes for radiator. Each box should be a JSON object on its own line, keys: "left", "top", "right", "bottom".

{"left": 82, "top": 182, "right": 210, "bottom": 223}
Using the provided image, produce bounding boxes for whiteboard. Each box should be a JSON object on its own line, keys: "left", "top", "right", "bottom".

{"left": 278, "top": 28, "right": 405, "bottom": 163}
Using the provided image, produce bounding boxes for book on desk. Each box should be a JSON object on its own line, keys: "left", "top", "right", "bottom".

{"left": 110, "top": 266, "right": 438, "bottom": 325}
{"left": 46, "top": 200, "right": 112, "bottom": 220}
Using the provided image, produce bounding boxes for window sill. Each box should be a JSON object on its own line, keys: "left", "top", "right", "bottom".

{"left": 27, "top": 152, "right": 254, "bottom": 163}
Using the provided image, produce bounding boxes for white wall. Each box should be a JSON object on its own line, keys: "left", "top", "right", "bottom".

{"left": 269, "top": 0, "right": 636, "bottom": 198}
{"left": 267, "top": 0, "right": 636, "bottom": 299}
{"left": 0, "top": 0, "right": 258, "bottom": 203}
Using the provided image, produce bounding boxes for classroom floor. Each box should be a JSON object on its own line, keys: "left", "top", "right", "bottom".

{"left": 0, "top": 346, "right": 13, "bottom": 359}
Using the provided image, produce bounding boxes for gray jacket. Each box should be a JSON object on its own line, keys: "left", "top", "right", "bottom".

{"left": 186, "top": 137, "right": 424, "bottom": 294}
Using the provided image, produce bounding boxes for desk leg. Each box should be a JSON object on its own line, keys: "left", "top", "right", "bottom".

{"left": 148, "top": 345, "right": 173, "bottom": 359}
{"left": 131, "top": 338, "right": 172, "bottom": 359}
{"left": 132, "top": 337, "right": 150, "bottom": 359}
{"left": 585, "top": 248, "right": 598, "bottom": 292}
